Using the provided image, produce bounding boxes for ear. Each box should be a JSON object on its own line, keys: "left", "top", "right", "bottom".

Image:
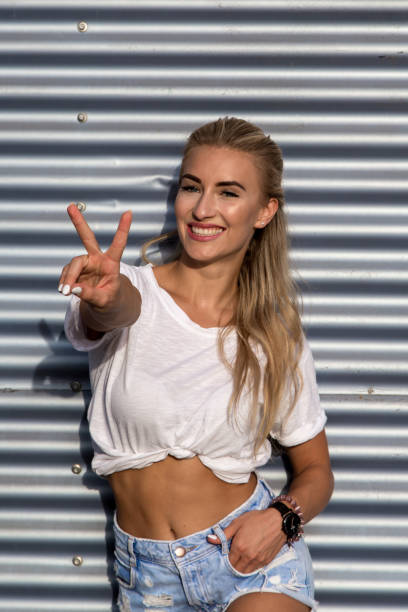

{"left": 254, "top": 197, "right": 279, "bottom": 229}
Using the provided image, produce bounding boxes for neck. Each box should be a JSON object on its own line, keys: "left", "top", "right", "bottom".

{"left": 168, "top": 253, "right": 242, "bottom": 314}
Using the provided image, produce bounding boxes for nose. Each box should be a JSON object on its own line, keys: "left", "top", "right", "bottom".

{"left": 192, "top": 189, "right": 217, "bottom": 220}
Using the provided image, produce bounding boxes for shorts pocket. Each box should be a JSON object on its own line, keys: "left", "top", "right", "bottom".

{"left": 223, "top": 552, "right": 262, "bottom": 578}
{"left": 262, "top": 544, "right": 297, "bottom": 571}
{"left": 113, "top": 549, "right": 136, "bottom": 589}
{"left": 223, "top": 543, "right": 297, "bottom": 579}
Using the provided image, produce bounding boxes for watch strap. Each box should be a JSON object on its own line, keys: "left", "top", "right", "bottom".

{"left": 269, "top": 500, "right": 293, "bottom": 519}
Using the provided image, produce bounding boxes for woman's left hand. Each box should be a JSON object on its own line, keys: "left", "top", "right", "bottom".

{"left": 207, "top": 508, "right": 287, "bottom": 574}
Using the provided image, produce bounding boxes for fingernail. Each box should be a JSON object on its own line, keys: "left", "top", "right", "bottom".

{"left": 207, "top": 534, "right": 218, "bottom": 542}
{"left": 71, "top": 287, "right": 82, "bottom": 295}
{"left": 62, "top": 284, "right": 71, "bottom": 296}
{"left": 58, "top": 283, "right": 63, "bottom": 292}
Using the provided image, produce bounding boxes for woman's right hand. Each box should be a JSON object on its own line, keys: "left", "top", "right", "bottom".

{"left": 58, "top": 203, "right": 132, "bottom": 311}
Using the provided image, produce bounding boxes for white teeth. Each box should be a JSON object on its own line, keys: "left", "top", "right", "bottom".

{"left": 190, "top": 226, "right": 224, "bottom": 236}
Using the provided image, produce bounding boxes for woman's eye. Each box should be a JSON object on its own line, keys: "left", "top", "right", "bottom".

{"left": 221, "top": 190, "right": 238, "bottom": 198}
{"left": 180, "top": 184, "right": 199, "bottom": 192}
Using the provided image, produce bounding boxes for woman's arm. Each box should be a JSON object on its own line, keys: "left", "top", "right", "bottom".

{"left": 79, "top": 274, "right": 141, "bottom": 337}
{"left": 60, "top": 204, "right": 141, "bottom": 340}
{"left": 283, "top": 429, "right": 334, "bottom": 523}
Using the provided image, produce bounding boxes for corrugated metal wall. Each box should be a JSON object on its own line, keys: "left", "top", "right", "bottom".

{"left": 1, "top": 1, "right": 407, "bottom": 610}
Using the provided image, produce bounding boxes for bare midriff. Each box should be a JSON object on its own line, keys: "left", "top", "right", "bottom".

{"left": 107, "top": 455, "right": 257, "bottom": 540}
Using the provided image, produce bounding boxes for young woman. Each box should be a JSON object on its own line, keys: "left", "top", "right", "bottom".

{"left": 61, "top": 117, "right": 334, "bottom": 612}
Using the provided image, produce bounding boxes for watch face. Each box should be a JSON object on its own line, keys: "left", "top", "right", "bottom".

{"left": 282, "top": 512, "right": 301, "bottom": 538}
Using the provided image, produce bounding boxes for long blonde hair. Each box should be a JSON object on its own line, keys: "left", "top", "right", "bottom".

{"left": 142, "top": 116, "right": 303, "bottom": 457}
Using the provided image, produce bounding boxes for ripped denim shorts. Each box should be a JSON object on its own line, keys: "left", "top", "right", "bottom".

{"left": 112, "top": 472, "right": 318, "bottom": 611}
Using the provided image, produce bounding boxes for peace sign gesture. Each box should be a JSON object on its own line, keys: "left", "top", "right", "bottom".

{"left": 58, "top": 203, "right": 132, "bottom": 310}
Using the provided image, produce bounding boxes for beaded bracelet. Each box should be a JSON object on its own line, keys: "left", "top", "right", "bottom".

{"left": 273, "top": 494, "right": 305, "bottom": 543}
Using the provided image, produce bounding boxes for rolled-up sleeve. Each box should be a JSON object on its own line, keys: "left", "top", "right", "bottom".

{"left": 64, "top": 295, "right": 118, "bottom": 352}
{"left": 270, "top": 337, "right": 327, "bottom": 447}
{"left": 63, "top": 261, "right": 141, "bottom": 352}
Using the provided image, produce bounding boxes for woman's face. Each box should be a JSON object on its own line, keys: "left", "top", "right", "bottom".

{"left": 175, "top": 145, "right": 278, "bottom": 266}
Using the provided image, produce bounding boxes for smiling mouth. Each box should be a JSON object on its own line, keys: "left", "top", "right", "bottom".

{"left": 189, "top": 225, "right": 225, "bottom": 236}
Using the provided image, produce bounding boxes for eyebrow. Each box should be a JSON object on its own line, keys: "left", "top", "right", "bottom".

{"left": 181, "top": 173, "right": 246, "bottom": 192}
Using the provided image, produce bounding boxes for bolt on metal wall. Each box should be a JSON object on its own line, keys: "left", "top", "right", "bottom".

{"left": 0, "top": 1, "right": 407, "bottom": 610}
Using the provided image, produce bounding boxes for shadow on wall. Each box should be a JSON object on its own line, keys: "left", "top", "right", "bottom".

{"left": 32, "top": 320, "right": 119, "bottom": 611}
{"left": 30, "top": 170, "right": 182, "bottom": 611}
{"left": 139, "top": 167, "right": 182, "bottom": 266}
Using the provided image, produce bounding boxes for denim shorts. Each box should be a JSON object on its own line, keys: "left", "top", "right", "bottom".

{"left": 112, "top": 472, "right": 318, "bottom": 611}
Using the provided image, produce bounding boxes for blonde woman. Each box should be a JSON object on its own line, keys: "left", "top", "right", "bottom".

{"left": 61, "top": 117, "right": 334, "bottom": 612}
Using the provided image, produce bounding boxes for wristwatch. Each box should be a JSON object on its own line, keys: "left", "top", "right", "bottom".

{"left": 269, "top": 500, "right": 302, "bottom": 544}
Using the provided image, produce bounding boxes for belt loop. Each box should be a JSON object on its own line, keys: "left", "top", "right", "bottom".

{"left": 127, "top": 535, "right": 137, "bottom": 566}
{"left": 212, "top": 524, "right": 229, "bottom": 555}
{"left": 259, "top": 476, "right": 275, "bottom": 502}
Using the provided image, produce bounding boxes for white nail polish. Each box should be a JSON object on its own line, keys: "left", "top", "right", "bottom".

{"left": 58, "top": 284, "right": 63, "bottom": 292}
{"left": 62, "top": 284, "right": 71, "bottom": 296}
{"left": 71, "top": 287, "right": 82, "bottom": 295}
{"left": 207, "top": 534, "right": 218, "bottom": 541}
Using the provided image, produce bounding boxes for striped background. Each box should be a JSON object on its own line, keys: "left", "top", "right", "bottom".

{"left": 0, "top": 1, "right": 407, "bottom": 610}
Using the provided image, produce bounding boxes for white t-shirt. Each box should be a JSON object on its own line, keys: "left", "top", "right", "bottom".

{"left": 64, "top": 262, "right": 327, "bottom": 483}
